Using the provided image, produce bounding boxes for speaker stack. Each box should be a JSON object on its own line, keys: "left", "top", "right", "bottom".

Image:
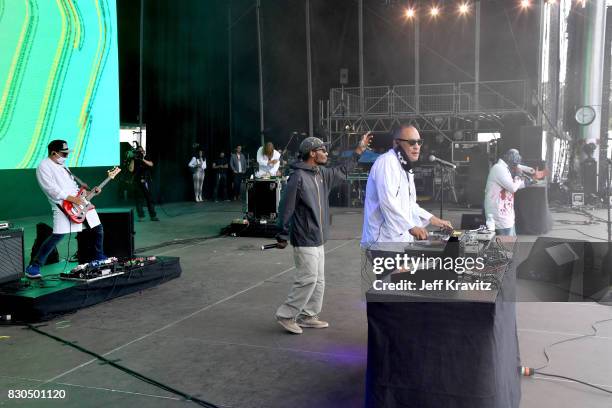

{"left": 519, "top": 125, "right": 543, "bottom": 167}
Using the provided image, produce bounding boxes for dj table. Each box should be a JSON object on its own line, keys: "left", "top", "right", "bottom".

{"left": 364, "top": 239, "right": 520, "bottom": 408}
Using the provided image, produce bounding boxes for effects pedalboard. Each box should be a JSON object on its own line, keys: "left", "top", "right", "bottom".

{"left": 60, "top": 256, "right": 157, "bottom": 282}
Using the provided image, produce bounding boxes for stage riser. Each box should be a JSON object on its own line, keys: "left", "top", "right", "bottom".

{"left": 0, "top": 257, "right": 181, "bottom": 322}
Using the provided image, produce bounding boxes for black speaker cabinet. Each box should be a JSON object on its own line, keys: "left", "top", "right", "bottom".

{"left": 519, "top": 125, "right": 543, "bottom": 164}
{"left": 0, "top": 229, "right": 24, "bottom": 284}
{"left": 77, "top": 209, "right": 134, "bottom": 263}
{"left": 246, "top": 179, "right": 281, "bottom": 220}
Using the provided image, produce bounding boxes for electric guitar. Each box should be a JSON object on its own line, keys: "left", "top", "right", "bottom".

{"left": 61, "top": 167, "right": 121, "bottom": 223}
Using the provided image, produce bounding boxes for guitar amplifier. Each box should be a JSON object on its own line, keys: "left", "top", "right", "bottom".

{"left": 0, "top": 229, "right": 24, "bottom": 284}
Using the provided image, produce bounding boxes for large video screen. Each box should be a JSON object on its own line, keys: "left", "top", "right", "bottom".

{"left": 0, "top": 0, "right": 119, "bottom": 169}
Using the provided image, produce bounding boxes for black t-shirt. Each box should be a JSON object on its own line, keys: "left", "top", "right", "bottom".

{"left": 214, "top": 157, "right": 228, "bottom": 175}
{"left": 134, "top": 155, "right": 152, "bottom": 180}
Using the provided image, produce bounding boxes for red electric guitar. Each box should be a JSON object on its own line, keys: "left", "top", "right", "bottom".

{"left": 61, "top": 167, "right": 121, "bottom": 223}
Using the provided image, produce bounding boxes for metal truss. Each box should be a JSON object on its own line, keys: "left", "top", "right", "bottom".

{"left": 319, "top": 80, "right": 533, "bottom": 141}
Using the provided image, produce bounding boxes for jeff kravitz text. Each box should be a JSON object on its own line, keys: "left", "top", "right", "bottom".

{"left": 371, "top": 254, "right": 493, "bottom": 292}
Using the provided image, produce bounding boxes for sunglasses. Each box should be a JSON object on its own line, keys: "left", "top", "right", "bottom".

{"left": 395, "top": 138, "right": 423, "bottom": 146}
{"left": 55, "top": 151, "right": 69, "bottom": 157}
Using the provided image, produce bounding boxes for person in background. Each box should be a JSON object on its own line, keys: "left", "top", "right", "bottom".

{"left": 188, "top": 149, "right": 207, "bottom": 202}
{"left": 484, "top": 149, "right": 546, "bottom": 236}
{"left": 213, "top": 151, "right": 229, "bottom": 202}
{"left": 128, "top": 145, "right": 159, "bottom": 221}
{"left": 230, "top": 145, "right": 247, "bottom": 201}
{"left": 256, "top": 142, "right": 281, "bottom": 178}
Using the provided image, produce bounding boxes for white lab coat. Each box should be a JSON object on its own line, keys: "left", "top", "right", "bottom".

{"left": 36, "top": 157, "right": 101, "bottom": 234}
{"left": 484, "top": 159, "right": 525, "bottom": 229}
{"left": 255, "top": 147, "right": 281, "bottom": 177}
{"left": 361, "top": 149, "right": 432, "bottom": 249}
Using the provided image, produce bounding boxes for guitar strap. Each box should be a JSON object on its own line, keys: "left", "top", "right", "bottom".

{"left": 63, "top": 167, "right": 86, "bottom": 187}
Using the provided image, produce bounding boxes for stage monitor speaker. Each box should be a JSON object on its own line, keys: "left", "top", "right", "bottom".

{"left": 518, "top": 238, "right": 587, "bottom": 283}
{"left": 77, "top": 209, "right": 134, "bottom": 263}
{"left": 0, "top": 229, "right": 24, "bottom": 284}
{"left": 517, "top": 238, "right": 609, "bottom": 300}
{"left": 460, "top": 214, "right": 486, "bottom": 230}
{"left": 31, "top": 223, "right": 59, "bottom": 265}
{"left": 519, "top": 125, "right": 543, "bottom": 165}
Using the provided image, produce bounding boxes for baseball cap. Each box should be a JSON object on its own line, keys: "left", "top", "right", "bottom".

{"left": 299, "top": 137, "right": 329, "bottom": 155}
{"left": 47, "top": 140, "right": 72, "bottom": 154}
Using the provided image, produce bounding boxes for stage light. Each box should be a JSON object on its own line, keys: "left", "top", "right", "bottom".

{"left": 405, "top": 7, "right": 416, "bottom": 18}
{"left": 520, "top": 0, "right": 531, "bottom": 8}
{"left": 430, "top": 6, "right": 440, "bottom": 17}
{"left": 458, "top": 3, "right": 470, "bottom": 14}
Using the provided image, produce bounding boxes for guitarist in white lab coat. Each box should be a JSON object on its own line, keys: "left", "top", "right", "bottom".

{"left": 25, "top": 140, "right": 106, "bottom": 279}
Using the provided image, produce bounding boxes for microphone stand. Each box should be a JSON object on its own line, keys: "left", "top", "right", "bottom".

{"left": 434, "top": 164, "right": 446, "bottom": 219}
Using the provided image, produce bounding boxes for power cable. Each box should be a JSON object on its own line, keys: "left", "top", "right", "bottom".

{"left": 520, "top": 318, "right": 612, "bottom": 395}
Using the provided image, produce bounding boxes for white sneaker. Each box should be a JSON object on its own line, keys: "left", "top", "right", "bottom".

{"left": 277, "top": 318, "right": 303, "bottom": 334}
{"left": 297, "top": 315, "right": 329, "bottom": 329}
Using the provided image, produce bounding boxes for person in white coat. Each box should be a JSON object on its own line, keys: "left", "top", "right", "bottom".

{"left": 361, "top": 125, "right": 452, "bottom": 251}
{"left": 256, "top": 142, "right": 281, "bottom": 178}
{"left": 484, "top": 149, "right": 546, "bottom": 236}
{"left": 188, "top": 149, "right": 207, "bottom": 202}
{"left": 25, "top": 140, "right": 106, "bottom": 279}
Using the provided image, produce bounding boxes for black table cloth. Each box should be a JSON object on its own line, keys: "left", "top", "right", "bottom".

{"left": 365, "top": 261, "right": 520, "bottom": 408}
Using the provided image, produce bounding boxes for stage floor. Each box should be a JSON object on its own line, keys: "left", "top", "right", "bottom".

{"left": 0, "top": 201, "right": 610, "bottom": 407}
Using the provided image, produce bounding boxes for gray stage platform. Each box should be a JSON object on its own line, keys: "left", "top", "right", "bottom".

{"left": 0, "top": 201, "right": 610, "bottom": 407}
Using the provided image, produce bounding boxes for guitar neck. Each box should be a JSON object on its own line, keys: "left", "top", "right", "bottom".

{"left": 84, "top": 175, "right": 112, "bottom": 200}
{"left": 98, "top": 176, "right": 113, "bottom": 190}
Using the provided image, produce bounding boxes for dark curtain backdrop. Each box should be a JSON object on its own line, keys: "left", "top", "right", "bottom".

{"left": 142, "top": 0, "right": 231, "bottom": 203}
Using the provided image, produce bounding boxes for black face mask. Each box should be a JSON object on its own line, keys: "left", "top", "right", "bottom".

{"left": 394, "top": 145, "right": 413, "bottom": 172}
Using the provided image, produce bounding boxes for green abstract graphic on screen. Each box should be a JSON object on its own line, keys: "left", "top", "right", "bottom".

{"left": 0, "top": 0, "right": 119, "bottom": 169}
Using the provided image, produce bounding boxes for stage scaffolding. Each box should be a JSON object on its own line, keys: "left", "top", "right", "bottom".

{"left": 319, "top": 79, "right": 532, "bottom": 141}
